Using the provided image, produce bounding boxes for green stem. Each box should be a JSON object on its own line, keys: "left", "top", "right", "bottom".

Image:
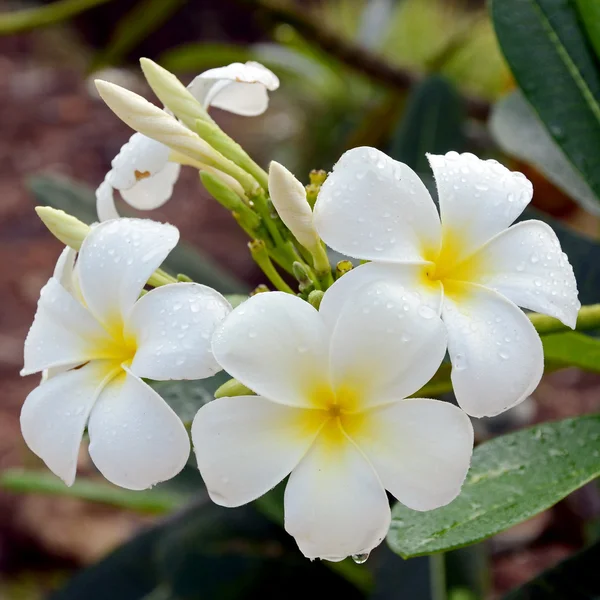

{"left": 195, "top": 120, "right": 269, "bottom": 191}
{"left": 249, "top": 240, "right": 295, "bottom": 294}
{"left": 0, "top": 0, "right": 114, "bottom": 34}
{"left": 529, "top": 303, "right": 600, "bottom": 334}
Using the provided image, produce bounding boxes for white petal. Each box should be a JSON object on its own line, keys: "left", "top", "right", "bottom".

{"left": 348, "top": 399, "right": 473, "bottom": 511}
{"left": 314, "top": 147, "right": 441, "bottom": 262}
{"left": 284, "top": 422, "right": 390, "bottom": 561}
{"left": 128, "top": 283, "right": 231, "bottom": 380}
{"left": 96, "top": 178, "right": 120, "bottom": 221}
{"left": 52, "top": 246, "right": 77, "bottom": 289}
{"left": 192, "top": 395, "right": 321, "bottom": 507}
{"left": 20, "top": 361, "right": 116, "bottom": 485}
{"left": 442, "top": 283, "right": 544, "bottom": 418}
{"left": 87, "top": 368, "right": 190, "bottom": 490}
{"left": 77, "top": 219, "right": 179, "bottom": 328}
{"left": 22, "top": 278, "right": 114, "bottom": 375}
{"left": 120, "top": 162, "right": 181, "bottom": 211}
{"left": 188, "top": 61, "right": 279, "bottom": 116}
{"left": 428, "top": 152, "right": 532, "bottom": 261}
{"left": 329, "top": 279, "right": 447, "bottom": 406}
{"left": 107, "top": 133, "right": 171, "bottom": 191}
{"left": 467, "top": 220, "right": 580, "bottom": 328}
{"left": 211, "top": 292, "right": 329, "bottom": 408}
{"left": 319, "top": 261, "right": 442, "bottom": 333}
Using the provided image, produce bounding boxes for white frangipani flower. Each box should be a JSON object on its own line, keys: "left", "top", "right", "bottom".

{"left": 192, "top": 287, "right": 473, "bottom": 561}
{"left": 97, "top": 61, "right": 279, "bottom": 221}
{"left": 313, "top": 147, "right": 580, "bottom": 418}
{"left": 21, "top": 218, "right": 231, "bottom": 489}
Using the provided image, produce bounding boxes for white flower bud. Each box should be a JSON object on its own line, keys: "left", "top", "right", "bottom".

{"left": 94, "top": 80, "right": 219, "bottom": 166}
{"left": 269, "top": 161, "right": 320, "bottom": 253}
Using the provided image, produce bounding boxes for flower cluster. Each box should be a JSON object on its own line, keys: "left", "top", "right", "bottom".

{"left": 20, "top": 60, "right": 579, "bottom": 562}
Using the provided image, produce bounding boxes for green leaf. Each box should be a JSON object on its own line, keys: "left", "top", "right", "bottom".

{"left": 389, "top": 75, "right": 465, "bottom": 173}
{"left": 0, "top": 469, "right": 188, "bottom": 514}
{"left": 542, "top": 331, "right": 600, "bottom": 373}
{"left": 91, "top": 0, "right": 185, "bottom": 69}
{"left": 503, "top": 538, "right": 600, "bottom": 599}
{"left": 0, "top": 0, "right": 113, "bottom": 35}
{"left": 491, "top": 91, "right": 600, "bottom": 215}
{"left": 492, "top": 0, "right": 600, "bottom": 205}
{"left": 575, "top": 0, "right": 600, "bottom": 62}
{"left": 27, "top": 174, "right": 247, "bottom": 294}
{"left": 388, "top": 415, "right": 600, "bottom": 558}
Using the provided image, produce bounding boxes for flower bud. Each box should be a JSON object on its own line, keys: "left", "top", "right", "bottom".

{"left": 35, "top": 207, "right": 89, "bottom": 250}
{"left": 269, "top": 161, "right": 321, "bottom": 254}
{"left": 139, "top": 58, "right": 210, "bottom": 130}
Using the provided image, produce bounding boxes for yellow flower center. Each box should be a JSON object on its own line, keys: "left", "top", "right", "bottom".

{"left": 92, "top": 319, "right": 138, "bottom": 374}
{"left": 420, "top": 228, "right": 484, "bottom": 299}
{"left": 300, "top": 383, "right": 367, "bottom": 449}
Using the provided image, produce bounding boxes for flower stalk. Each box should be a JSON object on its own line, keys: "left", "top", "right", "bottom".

{"left": 248, "top": 239, "right": 294, "bottom": 294}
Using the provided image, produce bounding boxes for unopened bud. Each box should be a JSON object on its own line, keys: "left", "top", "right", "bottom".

{"left": 215, "top": 378, "right": 255, "bottom": 399}
{"left": 251, "top": 284, "right": 270, "bottom": 295}
{"left": 35, "top": 207, "right": 89, "bottom": 250}
{"left": 269, "top": 161, "right": 321, "bottom": 254}
{"left": 140, "top": 58, "right": 210, "bottom": 130}
{"left": 308, "top": 290, "right": 324, "bottom": 310}
{"left": 336, "top": 260, "right": 354, "bottom": 278}
{"left": 309, "top": 169, "right": 327, "bottom": 186}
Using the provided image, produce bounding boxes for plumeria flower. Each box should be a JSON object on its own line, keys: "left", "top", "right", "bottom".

{"left": 96, "top": 61, "right": 279, "bottom": 221}
{"left": 313, "top": 148, "right": 580, "bottom": 418}
{"left": 192, "top": 287, "right": 473, "bottom": 561}
{"left": 21, "top": 218, "right": 231, "bottom": 489}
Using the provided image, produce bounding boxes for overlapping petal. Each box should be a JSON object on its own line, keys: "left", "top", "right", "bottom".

{"left": 188, "top": 61, "right": 279, "bottom": 116}
{"left": 211, "top": 293, "right": 329, "bottom": 408}
{"left": 466, "top": 220, "right": 580, "bottom": 328}
{"left": 87, "top": 369, "right": 190, "bottom": 490}
{"left": 442, "top": 283, "right": 544, "bottom": 417}
{"left": 77, "top": 219, "right": 178, "bottom": 328}
{"left": 22, "top": 278, "right": 114, "bottom": 375}
{"left": 119, "top": 162, "right": 180, "bottom": 211}
{"left": 284, "top": 421, "right": 390, "bottom": 561}
{"left": 428, "top": 152, "right": 532, "bottom": 262}
{"left": 128, "top": 283, "right": 231, "bottom": 380}
{"left": 347, "top": 399, "right": 473, "bottom": 510}
{"left": 314, "top": 147, "right": 441, "bottom": 262}
{"left": 329, "top": 280, "right": 447, "bottom": 406}
{"left": 318, "top": 261, "right": 443, "bottom": 333}
{"left": 192, "top": 395, "right": 322, "bottom": 507}
{"left": 20, "top": 361, "right": 117, "bottom": 485}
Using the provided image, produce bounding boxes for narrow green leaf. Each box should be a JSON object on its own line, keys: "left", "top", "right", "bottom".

{"left": 0, "top": 0, "right": 113, "bottom": 35}
{"left": 92, "top": 0, "right": 185, "bottom": 69}
{"left": 492, "top": 0, "right": 600, "bottom": 204}
{"left": 27, "top": 174, "right": 247, "bottom": 294}
{"left": 389, "top": 75, "right": 465, "bottom": 173}
{"left": 575, "top": 0, "right": 600, "bottom": 62}
{"left": 542, "top": 331, "right": 600, "bottom": 373}
{"left": 388, "top": 415, "right": 600, "bottom": 558}
{"left": 0, "top": 469, "right": 187, "bottom": 514}
{"left": 503, "top": 538, "right": 600, "bottom": 599}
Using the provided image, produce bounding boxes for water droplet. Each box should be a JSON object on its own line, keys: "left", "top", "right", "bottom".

{"left": 352, "top": 552, "right": 370, "bottom": 564}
